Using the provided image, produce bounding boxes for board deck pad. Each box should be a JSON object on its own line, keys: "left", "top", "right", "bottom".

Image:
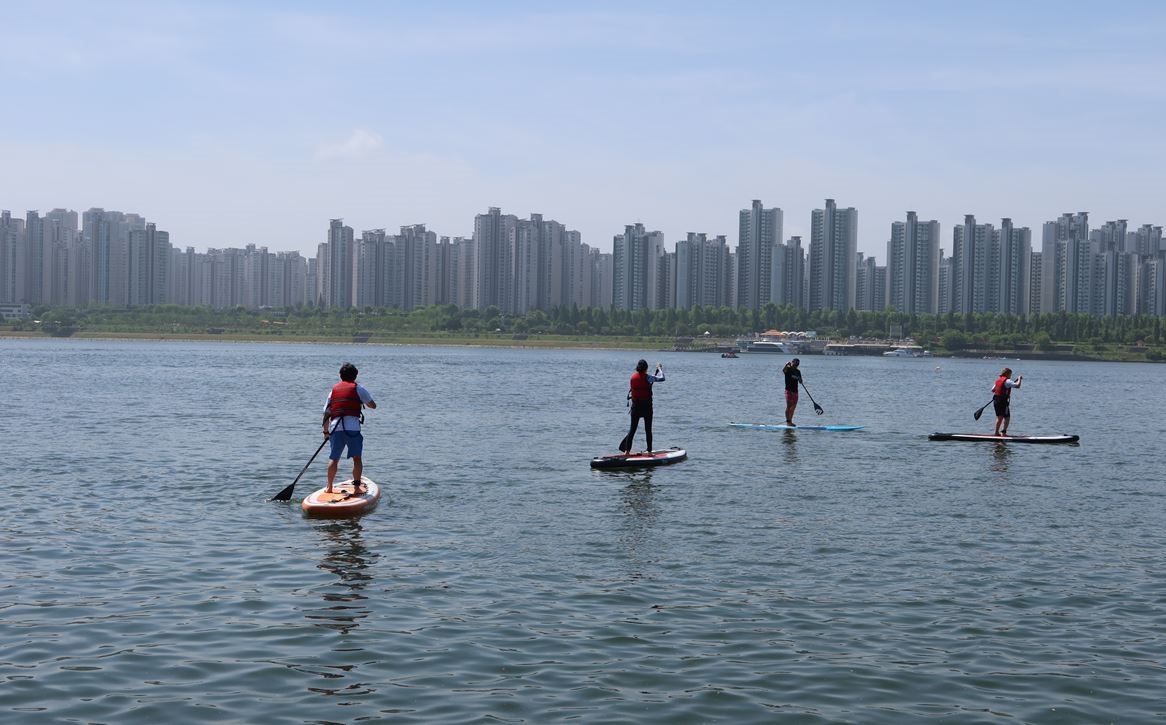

{"left": 730, "top": 422, "right": 864, "bottom": 431}
{"left": 928, "top": 432, "right": 1080, "bottom": 444}
{"left": 590, "top": 447, "right": 687, "bottom": 469}
{"left": 301, "top": 477, "right": 381, "bottom": 517}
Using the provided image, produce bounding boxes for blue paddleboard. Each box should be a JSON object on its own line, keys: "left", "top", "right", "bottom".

{"left": 730, "top": 422, "right": 864, "bottom": 431}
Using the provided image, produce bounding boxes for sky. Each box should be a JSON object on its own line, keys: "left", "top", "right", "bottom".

{"left": 2, "top": 0, "right": 1164, "bottom": 259}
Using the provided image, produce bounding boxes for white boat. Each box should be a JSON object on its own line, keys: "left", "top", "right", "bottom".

{"left": 742, "top": 339, "right": 795, "bottom": 353}
{"left": 883, "top": 347, "right": 930, "bottom": 357}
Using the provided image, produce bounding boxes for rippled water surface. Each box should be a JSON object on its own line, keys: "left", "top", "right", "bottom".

{"left": 2, "top": 339, "right": 1164, "bottom": 722}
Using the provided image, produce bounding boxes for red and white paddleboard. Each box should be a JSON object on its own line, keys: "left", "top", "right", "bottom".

{"left": 590, "top": 447, "right": 688, "bottom": 469}
{"left": 928, "top": 432, "right": 1079, "bottom": 444}
{"left": 301, "top": 477, "right": 381, "bottom": 517}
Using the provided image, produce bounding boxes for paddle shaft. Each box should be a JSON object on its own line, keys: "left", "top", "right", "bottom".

{"left": 270, "top": 435, "right": 329, "bottom": 502}
{"left": 799, "top": 380, "right": 824, "bottom": 415}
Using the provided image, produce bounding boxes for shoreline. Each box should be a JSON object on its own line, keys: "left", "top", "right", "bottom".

{"left": 1, "top": 330, "right": 1159, "bottom": 362}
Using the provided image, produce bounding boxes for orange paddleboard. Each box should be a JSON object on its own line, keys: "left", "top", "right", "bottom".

{"left": 301, "top": 478, "right": 380, "bottom": 518}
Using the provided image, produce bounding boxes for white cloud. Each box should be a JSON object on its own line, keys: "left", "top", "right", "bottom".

{"left": 314, "top": 130, "right": 385, "bottom": 161}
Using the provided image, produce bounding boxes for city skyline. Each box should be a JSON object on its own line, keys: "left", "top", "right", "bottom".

{"left": 3, "top": 1, "right": 1164, "bottom": 258}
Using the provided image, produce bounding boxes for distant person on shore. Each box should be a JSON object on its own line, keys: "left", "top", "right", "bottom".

{"left": 992, "top": 367, "right": 1022, "bottom": 436}
{"left": 323, "top": 362, "right": 377, "bottom": 493}
{"left": 620, "top": 359, "right": 665, "bottom": 454}
{"left": 783, "top": 358, "right": 802, "bottom": 426}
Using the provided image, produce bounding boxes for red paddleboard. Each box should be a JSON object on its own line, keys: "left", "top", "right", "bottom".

{"left": 301, "top": 478, "right": 381, "bottom": 517}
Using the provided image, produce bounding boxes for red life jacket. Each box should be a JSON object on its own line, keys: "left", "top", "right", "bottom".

{"left": 327, "top": 381, "right": 363, "bottom": 419}
{"left": 629, "top": 371, "right": 652, "bottom": 403}
{"left": 992, "top": 375, "right": 1010, "bottom": 399}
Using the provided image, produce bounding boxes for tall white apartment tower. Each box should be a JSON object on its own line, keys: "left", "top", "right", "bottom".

{"left": 997, "top": 219, "right": 1031, "bottom": 316}
{"left": 808, "top": 199, "right": 858, "bottom": 312}
{"left": 772, "top": 236, "right": 805, "bottom": 309}
{"left": 952, "top": 214, "right": 996, "bottom": 313}
{"left": 1040, "top": 212, "right": 1090, "bottom": 314}
{"left": 474, "top": 207, "right": 517, "bottom": 311}
{"left": 736, "top": 200, "right": 782, "bottom": 310}
{"left": 0, "top": 211, "right": 21, "bottom": 303}
{"left": 612, "top": 223, "right": 665, "bottom": 310}
{"left": 325, "top": 218, "right": 355, "bottom": 309}
{"left": 886, "top": 212, "right": 940, "bottom": 314}
{"left": 676, "top": 233, "right": 732, "bottom": 309}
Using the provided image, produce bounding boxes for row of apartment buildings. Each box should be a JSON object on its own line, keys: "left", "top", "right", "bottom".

{"left": 2, "top": 202, "right": 1164, "bottom": 317}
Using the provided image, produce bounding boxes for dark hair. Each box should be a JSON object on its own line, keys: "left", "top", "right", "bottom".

{"left": 636, "top": 359, "right": 649, "bottom": 373}
{"left": 792, "top": 358, "right": 800, "bottom": 365}
{"left": 339, "top": 362, "right": 358, "bottom": 382}
{"left": 1001, "top": 367, "right": 1012, "bottom": 378}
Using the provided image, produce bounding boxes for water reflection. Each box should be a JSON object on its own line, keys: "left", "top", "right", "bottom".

{"left": 305, "top": 519, "right": 377, "bottom": 635}
{"left": 988, "top": 442, "right": 1012, "bottom": 473}
{"left": 617, "top": 471, "right": 659, "bottom": 578}
{"left": 781, "top": 428, "right": 798, "bottom": 464}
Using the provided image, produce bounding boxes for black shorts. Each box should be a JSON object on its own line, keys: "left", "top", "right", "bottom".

{"left": 630, "top": 401, "right": 653, "bottom": 418}
{"left": 993, "top": 396, "right": 1010, "bottom": 417}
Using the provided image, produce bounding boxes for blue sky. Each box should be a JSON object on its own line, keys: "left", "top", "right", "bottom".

{"left": 2, "top": 0, "right": 1164, "bottom": 258}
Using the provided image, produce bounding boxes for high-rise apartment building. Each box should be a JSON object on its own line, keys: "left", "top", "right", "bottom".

{"left": 952, "top": 215, "right": 996, "bottom": 313}
{"left": 886, "top": 212, "right": 940, "bottom": 314}
{"left": 1041, "top": 212, "right": 1090, "bottom": 314}
{"left": 474, "top": 207, "right": 517, "bottom": 311}
{"left": 675, "top": 233, "right": 732, "bottom": 309}
{"left": 996, "top": 219, "right": 1031, "bottom": 316}
{"left": 772, "top": 236, "right": 805, "bottom": 309}
{"left": 0, "top": 211, "right": 21, "bottom": 303}
{"left": 736, "top": 200, "right": 782, "bottom": 310}
{"left": 612, "top": 223, "right": 665, "bottom": 310}
{"left": 324, "top": 218, "right": 356, "bottom": 309}
{"left": 808, "top": 199, "right": 857, "bottom": 312}
{"left": 855, "top": 252, "right": 886, "bottom": 312}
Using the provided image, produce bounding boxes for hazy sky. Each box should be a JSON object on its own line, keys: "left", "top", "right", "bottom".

{"left": 3, "top": 0, "right": 1164, "bottom": 258}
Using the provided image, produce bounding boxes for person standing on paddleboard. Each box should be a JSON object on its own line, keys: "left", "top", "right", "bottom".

{"left": 323, "top": 362, "right": 377, "bottom": 493}
{"left": 620, "top": 359, "right": 665, "bottom": 455}
{"left": 991, "top": 367, "right": 1022, "bottom": 436}
{"left": 782, "top": 358, "right": 803, "bottom": 426}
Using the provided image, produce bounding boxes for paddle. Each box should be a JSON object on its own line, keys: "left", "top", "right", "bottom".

{"left": 800, "top": 381, "right": 824, "bottom": 415}
{"left": 270, "top": 435, "right": 329, "bottom": 502}
{"left": 973, "top": 400, "right": 993, "bottom": 421}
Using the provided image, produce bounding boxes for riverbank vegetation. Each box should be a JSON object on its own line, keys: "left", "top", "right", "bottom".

{"left": 6, "top": 303, "right": 1165, "bottom": 361}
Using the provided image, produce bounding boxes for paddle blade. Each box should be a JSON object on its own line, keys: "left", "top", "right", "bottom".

{"left": 814, "top": 403, "right": 824, "bottom": 415}
{"left": 973, "top": 409, "right": 984, "bottom": 421}
{"left": 269, "top": 482, "right": 296, "bottom": 502}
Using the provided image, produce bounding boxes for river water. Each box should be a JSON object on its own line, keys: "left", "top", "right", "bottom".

{"left": 2, "top": 338, "right": 1163, "bottom": 723}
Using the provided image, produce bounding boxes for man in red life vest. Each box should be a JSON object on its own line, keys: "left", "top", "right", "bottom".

{"left": 991, "top": 367, "right": 1022, "bottom": 436}
{"left": 323, "top": 362, "right": 377, "bottom": 493}
{"left": 619, "top": 359, "right": 665, "bottom": 455}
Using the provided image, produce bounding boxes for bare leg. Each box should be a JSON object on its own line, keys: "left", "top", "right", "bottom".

{"left": 1000, "top": 416, "right": 1009, "bottom": 436}
{"left": 351, "top": 456, "right": 364, "bottom": 491}
{"left": 326, "top": 459, "right": 339, "bottom": 492}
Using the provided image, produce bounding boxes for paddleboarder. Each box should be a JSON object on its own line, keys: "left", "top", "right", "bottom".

{"left": 323, "top": 362, "right": 377, "bottom": 494}
{"left": 991, "top": 367, "right": 1022, "bottom": 436}
{"left": 782, "top": 358, "right": 803, "bottom": 426}
{"left": 620, "top": 359, "right": 665, "bottom": 455}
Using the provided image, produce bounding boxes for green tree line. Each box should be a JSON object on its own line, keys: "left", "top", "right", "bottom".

{"left": 15, "top": 303, "right": 1165, "bottom": 351}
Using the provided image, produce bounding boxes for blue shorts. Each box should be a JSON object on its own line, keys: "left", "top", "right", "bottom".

{"left": 328, "top": 430, "right": 364, "bottom": 460}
